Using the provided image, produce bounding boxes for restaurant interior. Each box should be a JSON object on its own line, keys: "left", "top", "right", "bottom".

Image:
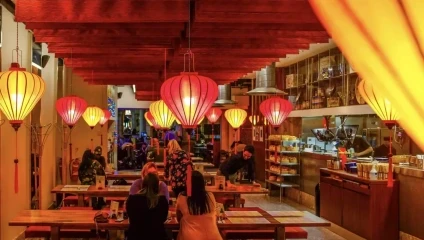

{"left": 0, "top": 0, "right": 423, "bottom": 240}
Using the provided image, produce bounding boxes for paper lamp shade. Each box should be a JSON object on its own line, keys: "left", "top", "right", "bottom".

{"left": 56, "top": 95, "right": 88, "bottom": 128}
{"left": 249, "top": 115, "right": 260, "bottom": 125}
{"left": 259, "top": 97, "right": 292, "bottom": 129}
{"left": 82, "top": 106, "right": 104, "bottom": 129}
{"left": 0, "top": 63, "right": 45, "bottom": 129}
{"left": 145, "top": 111, "right": 159, "bottom": 129}
{"left": 99, "top": 109, "right": 112, "bottom": 126}
{"left": 176, "top": 116, "right": 204, "bottom": 125}
{"left": 149, "top": 100, "right": 176, "bottom": 130}
{"left": 160, "top": 72, "right": 218, "bottom": 129}
{"left": 308, "top": 0, "right": 424, "bottom": 151}
{"left": 205, "top": 108, "right": 222, "bottom": 124}
{"left": 225, "top": 108, "right": 247, "bottom": 130}
{"left": 357, "top": 79, "right": 399, "bottom": 127}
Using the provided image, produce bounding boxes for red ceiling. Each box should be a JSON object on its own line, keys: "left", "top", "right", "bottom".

{"left": 15, "top": 0, "right": 329, "bottom": 101}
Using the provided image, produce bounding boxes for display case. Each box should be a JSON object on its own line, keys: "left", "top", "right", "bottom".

{"left": 264, "top": 135, "right": 301, "bottom": 201}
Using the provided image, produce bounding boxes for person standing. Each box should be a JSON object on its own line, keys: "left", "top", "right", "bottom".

{"left": 165, "top": 140, "right": 193, "bottom": 197}
{"left": 218, "top": 145, "right": 255, "bottom": 187}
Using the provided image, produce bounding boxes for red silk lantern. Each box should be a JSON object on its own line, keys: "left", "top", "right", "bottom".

{"left": 99, "top": 109, "right": 111, "bottom": 127}
{"left": 160, "top": 72, "right": 218, "bottom": 129}
{"left": 205, "top": 108, "right": 222, "bottom": 124}
{"left": 259, "top": 97, "right": 292, "bottom": 130}
{"left": 56, "top": 96, "right": 88, "bottom": 128}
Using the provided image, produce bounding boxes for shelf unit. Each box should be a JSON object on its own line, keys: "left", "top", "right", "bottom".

{"left": 265, "top": 139, "right": 301, "bottom": 202}
{"left": 284, "top": 47, "right": 366, "bottom": 111}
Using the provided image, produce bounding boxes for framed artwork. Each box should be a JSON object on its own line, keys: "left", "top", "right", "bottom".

{"left": 259, "top": 126, "right": 264, "bottom": 142}
{"left": 252, "top": 126, "right": 260, "bottom": 142}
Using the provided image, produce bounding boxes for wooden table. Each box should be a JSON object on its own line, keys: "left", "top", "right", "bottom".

{"left": 106, "top": 171, "right": 216, "bottom": 183}
{"left": 9, "top": 209, "right": 329, "bottom": 240}
{"left": 52, "top": 184, "right": 268, "bottom": 207}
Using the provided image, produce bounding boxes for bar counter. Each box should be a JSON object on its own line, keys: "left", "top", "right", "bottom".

{"left": 294, "top": 151, "right": 424, "bottom": 239}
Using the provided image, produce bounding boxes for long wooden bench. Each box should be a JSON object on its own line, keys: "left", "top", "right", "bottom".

{"left": 24, "top": 207, "right": 107, "bottom": 239}
{"left": 220, "top": 207, "right": 308, "bottom": 240}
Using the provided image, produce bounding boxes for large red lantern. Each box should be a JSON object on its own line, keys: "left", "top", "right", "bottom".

{"left": 56, "top": 96, "right": 88, "bottom": 128}
{"left": 99, "top": 109, "right": 112, "bottom": 127}
{"left": 259, "top": 97, "right": 293, "bottom": 130}
{"left": 160, "top": 72, "right": 218, "bottom": 129}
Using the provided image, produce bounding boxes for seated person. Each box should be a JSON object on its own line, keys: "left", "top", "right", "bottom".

{"left": 129, "top": 162, "right": 170, "bottom": 202}
{"left": 346, "top": 136, "right": 374, "bottom": 157}
{"left": 126, "top": 173, "right": 169, "bottom": 240}
{"left": 373, "top": 137, "right": 397, "bottom": 158}
{"left": 176, "top": 171, "right": 222, "bottom": 240}
{"left": 218, "top": 145, "right": 255, "bottom": 187}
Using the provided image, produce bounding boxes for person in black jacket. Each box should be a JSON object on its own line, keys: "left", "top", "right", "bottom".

{"left": 126, "top": 173, "right": 169, "bottom": 240}
{"left": 219, "top": 145, "right": 255, "bottom": 187}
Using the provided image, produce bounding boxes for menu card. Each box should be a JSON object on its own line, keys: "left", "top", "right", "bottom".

{"left": 110, "top": 201, "right": 120, "bottom": 215}
{"left": 228, "top": 217, "right": 270, "bottom": 224}
{"left": 266, "top": 211, "right": 304, "bottom": 217}
{"left": 214, "top": 176, "right": 226, "bottom": 189}
{"left": 225, "top": 211, "right": 262, "bottom": 217}
{"left": 96, "top": 176, "right": 106, "bottom": 189}
{"left": 62, "top": 185, "right": 89, "bottom": 191}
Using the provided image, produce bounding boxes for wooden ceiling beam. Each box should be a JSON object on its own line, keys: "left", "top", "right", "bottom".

{"left": 36, "top": 36, "right": 175, "bottom": 44}
{"left": 194, "top": 12, "right": 321, "bottom": 24}
{"left": 192, "top": 22, "right": 325, "bottom": 31}
{"left": 16, "top": 0, "right": 189, "bottom": 23}
{"left": 195, "top": 0, "right": 314, "bottom": 13}
{"left": 33, "top": 28, "right": 183, "bottom": 38}
{"left": 189, "top": 29, "right": 329, "bottom": 39}
{"left": 26, "top": 22, "right": 185, "bottom": 29}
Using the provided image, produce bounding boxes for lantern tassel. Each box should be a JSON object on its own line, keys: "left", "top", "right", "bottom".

{"left": 14, "top": 159, "right": 19, "bottom": 193}
{"left": 212, "top": 124, "right": 214, "bottom": 145}
{"left": 187, "top": 164, "right": 192, "bottom": 197}
{"left": 388, "top": 134, "right": 394, "bottom": 187}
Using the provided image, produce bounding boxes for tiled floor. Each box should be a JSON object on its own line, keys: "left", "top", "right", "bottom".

{"left": 243, "top": 194, "right": 346, "bottom": 240}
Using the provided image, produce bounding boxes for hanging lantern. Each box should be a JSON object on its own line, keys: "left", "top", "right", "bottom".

{"left": 0, "top": 63, "right": 45, "bottom": 130}
{"left": 308, "top": 0, "right": 424, "bottom": 152}
{"left": 358, "top": 79, "right": 400, "bottom": 187}
{"left": 225, "top": 108, "right": 247, "bottom": 130}
{"left": 161, "top": 72, "right": 218, "bottom": 129}
{"left": 99, "top": 109, "right": 112, "bottom": 127}
{"left": 249, "top": 115, "right": 260, "bottom": 126}
{"left": 56, "top": 96, "right": 88, "bottom": 128}
{"left": 176, "top": 116, "right": 204, "bottom": 125}
{"left": 206, "top": 108, "right": 222, "bottom": 124}
{"left": 82, "top": 106, "right": 104, "bottom": 129}
{"left": 357, "top": 79, "right": 400, "bottom": 128}
{"left": 145, "top": 111, "right": 159, "bottom": 129}
{"left": 259, "top": 97, "right": 293, "bottom": 130}
{"left": 149, "top": 100, "right": 175, "bottom": 130}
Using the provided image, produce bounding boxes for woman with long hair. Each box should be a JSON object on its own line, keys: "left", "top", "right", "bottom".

{"left": 126, "top": 173, "right": 169, "bottom": 240}
{"left": 78, "top": 149, "right": 105, "bottom": 209}
{"left": 165, "top": 140, "right": 192, "bottom": 198}
{"left": 129, "top": 162, "right": 170, "bottom": 201}
{"left": 176, "top": 171, "right": 222, "bottom": 240}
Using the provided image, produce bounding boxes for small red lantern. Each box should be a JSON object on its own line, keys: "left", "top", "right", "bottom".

{"left": 205, "top": 108, "right": 222, "bottom": 124}
{"left": 56, "top": 95, "right": 88, "bottom": 128}
{"left": 160, "top": 72, "right": 218, "bottom": 129}
{"left": 144, "top": 111, "right": 159, "bottom": 129}
{"left": 99, "top": 109, "right": 112, "bottom": 127}
{"left": 259, "top": 97, "right": 292, "bottom": 130}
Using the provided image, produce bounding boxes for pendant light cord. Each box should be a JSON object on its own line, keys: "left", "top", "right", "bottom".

{"left": 70, "top": 48, "right": 73, "bottom": 95}
{"left": 183, "top": 0, "right": 195, "bottom": 72}
{"left": 16, "top": 21, "right": 19, "bottom": 60}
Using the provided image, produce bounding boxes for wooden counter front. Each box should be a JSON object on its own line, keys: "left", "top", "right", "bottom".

{"left": 320, "top": 168, "right": 399, "bottom": 240}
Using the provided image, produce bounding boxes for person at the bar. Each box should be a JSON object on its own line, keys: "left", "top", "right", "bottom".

{"left": 373, "top": 137, "right": 397, "bottom": 158}
{"left": 176, "top": 171, "right": 222, "bottom": 240}
{"left": 218, "top": 145, "right": 255, "bottom": 187}
{"left": 165, "top": 139, "right": 193, "bottom": 197}
{"left": 126, "top": 173, "right": 169, "bottom": 240}
{"left": 346, "top": 135, "right": 374, "bottom": 157}
{"left": 129, "top": 162, "right": 170, "bottom": 201}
